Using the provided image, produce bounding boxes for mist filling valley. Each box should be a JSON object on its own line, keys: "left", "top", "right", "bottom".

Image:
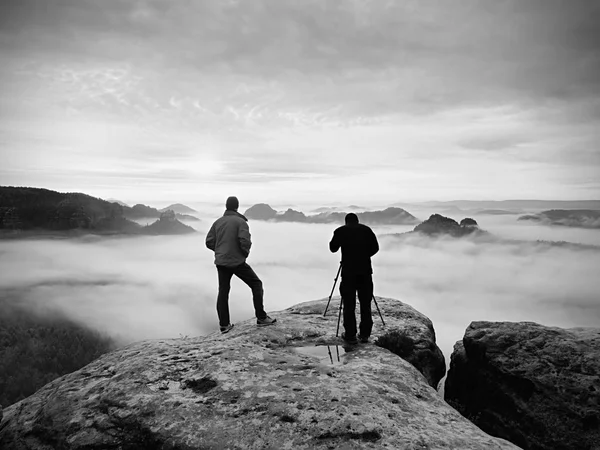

{"left": 2, "top": 211, "right": 599, "bottom": 371}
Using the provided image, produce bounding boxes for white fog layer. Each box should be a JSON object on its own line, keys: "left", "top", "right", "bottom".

{"left": 1, "top": 216, "right": 599, "bottom": 365}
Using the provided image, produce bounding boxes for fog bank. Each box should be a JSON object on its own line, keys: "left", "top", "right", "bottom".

{"left": 1, "top": 218, "right": 599, "bottom": 365}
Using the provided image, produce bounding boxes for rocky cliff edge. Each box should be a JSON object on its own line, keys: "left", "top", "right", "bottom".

{"left": 0, "top": 298, "right": 518, "bottom": 449}
{"left": 445, "top": 321, "right": 600, "bottom": 450}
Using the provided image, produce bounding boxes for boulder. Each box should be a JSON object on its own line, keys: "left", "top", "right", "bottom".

{"left": 445, "top": 321, "right": 600, "bottom": 450}
{"left": 0, "top": 298, "right": 518, "bottom": 449}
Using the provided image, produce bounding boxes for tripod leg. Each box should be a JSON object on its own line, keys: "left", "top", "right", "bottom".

{"left": 336, "top": 296, "right": 343, "bottom": 337}
{"left": 324, "top": 263, "right": 342, "bottom": 317}
{"left": 372, "top": 295, "right": 385, "bottom": 327}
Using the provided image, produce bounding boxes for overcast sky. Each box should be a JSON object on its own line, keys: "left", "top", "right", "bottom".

{"left": 1, "top": 0, "right": 599, "bottom": 205}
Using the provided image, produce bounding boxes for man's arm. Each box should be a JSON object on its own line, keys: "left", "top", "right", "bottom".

{"left": 238, "top": 221, "right": 252, "bottom": 257}
{"left": 205, "top": 223, "right": 216, "bottom": 251}
{"left": 329, "top": 229, "right": 341, "bottom": 253}
{"left": 369, "top": 228, "right": 379, "bottom": 257}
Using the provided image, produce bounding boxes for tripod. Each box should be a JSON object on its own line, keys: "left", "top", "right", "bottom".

{"left": 323, "top": 262, "right": 385, "bottom": 337}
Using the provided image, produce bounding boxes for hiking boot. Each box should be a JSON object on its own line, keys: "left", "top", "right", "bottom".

{"left": 341, "top": 332, "right": 358, "bottom": 345}
{"left": 358, "top": 335, "right": 369, "bottom": 343}
{"left": 257, "top": 316, "right": 277, "bottom": 327}
{"left": 220, "top": 324, "right": 234, "bottom": 334}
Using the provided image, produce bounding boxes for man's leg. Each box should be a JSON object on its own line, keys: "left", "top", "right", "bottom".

{"left": 216, "top": 265, "right": 234, "bottom": 327}
{"left": 233, "top": 262, "right": 267, "bottom": 319}
{"left": 357, "top": 274, "right": 374, "bottom": 339}
{"left": 340, "top": 276, "right": 358, "bottom": 338}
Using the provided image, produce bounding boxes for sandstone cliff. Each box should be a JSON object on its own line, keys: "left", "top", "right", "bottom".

{"left": 414, "top": 214, "right": 481, "bottom": 237}
{"left": 445, "top": 321, "right": 600, "bottom": 450}
{"left": 0, "top": 298, "right": 518, "bottom": 449}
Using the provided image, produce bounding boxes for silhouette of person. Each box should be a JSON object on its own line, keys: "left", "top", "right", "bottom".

{"left": 329, "top": 213, "right": 379, "bottom": 344}
{"left": 206, "top": 196, "right": 276, "bottom": 333}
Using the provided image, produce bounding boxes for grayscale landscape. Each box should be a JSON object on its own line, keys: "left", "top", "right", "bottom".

{"left": 1, "top": 1, "right": 599, "bottom": 448}
{"left": 2, "top": 203, "right": 599, "bottom": 363}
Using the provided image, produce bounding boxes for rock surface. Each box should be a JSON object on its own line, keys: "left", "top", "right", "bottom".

{"left": 445, "top": 321, "right": 600, "bottom": 450}
{"left": 0, "top": 298, "right": 518, "bottom": 449}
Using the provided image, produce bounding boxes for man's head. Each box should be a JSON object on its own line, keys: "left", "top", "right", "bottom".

{"left": 225, "top": 196, "right": 239, "bottom": 211}
{"left": 345, "top": 213, "right": 359, "bottom": 225}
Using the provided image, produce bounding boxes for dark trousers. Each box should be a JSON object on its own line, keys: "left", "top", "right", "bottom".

{"left": 216, "top": 263, "right": 267, "bottom": 327}
{"left": 340, "top": 274, "right": 374, "bottom": 338}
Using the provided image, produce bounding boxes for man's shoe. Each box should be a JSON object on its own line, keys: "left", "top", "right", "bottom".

{"left": 358, "top": 335, "right": 369, "bottom": 343}
{"left": 257, "top": 316, "right": 277, "bottom": 327}
{"left": 220, "top": 324, "right": 234, "bottom": 334}
{"left": 341, "top": 332, "right": 358, "bottom": 345}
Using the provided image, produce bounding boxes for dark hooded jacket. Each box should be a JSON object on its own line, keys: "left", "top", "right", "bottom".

{"left": 329, "top": 222, "right": 379, "bottom": 276}
{"left": 206, "top": 210, "right": 252, "bottom": 267}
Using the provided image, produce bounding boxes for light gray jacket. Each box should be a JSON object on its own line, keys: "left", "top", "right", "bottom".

{"left": 205, "top": 210, "right": 252, "bottom": 267}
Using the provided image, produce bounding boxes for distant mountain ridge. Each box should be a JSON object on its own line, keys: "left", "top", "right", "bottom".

{"left": 400, "top": 200, "right": 600, "bottom": 211}
{"left": 518, "top": 209, "right": 600, "bottom": 229}
{"left": 124, "top": 204, "right": 199, "bottom": 222}
{"left": 310, "top": 205, "right": 366, "bottom": 213}
{"left": 386, "top": 212, "right": 599, "bottom": 250}
{"left": 106, "top": 198, "right": 130, "bottom": 207}
{"left": 159, "top": 203, "right": 197, "bottom": 214}
{"left": 0, "top": 187, "right": 195, "bottom": 237}
{"left": 244, "top": 203, "right": 419, "bottom": 225}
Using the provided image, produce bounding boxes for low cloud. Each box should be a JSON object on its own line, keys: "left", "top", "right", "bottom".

{"left": 1, "top": 218, "right": 599, "bottom": 365}
{"left": 458, "top": 135, "right": 530, "bottom": 152}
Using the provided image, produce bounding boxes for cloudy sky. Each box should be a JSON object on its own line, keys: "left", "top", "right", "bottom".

{"left": 1, "top": 0, "right": 599, "bottom": 205}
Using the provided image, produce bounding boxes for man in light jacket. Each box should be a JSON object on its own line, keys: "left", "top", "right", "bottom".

{"left": 206, "top": 196, "right": 276, "bottom": 333}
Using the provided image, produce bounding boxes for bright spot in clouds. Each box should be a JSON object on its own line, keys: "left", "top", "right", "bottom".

{"left": 194, "top": 159, "right": 223, "bottom": 175}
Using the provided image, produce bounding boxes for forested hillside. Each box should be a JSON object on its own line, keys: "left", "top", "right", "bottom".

{"left": 0, "top": 296, "right": 115, "bottom": 407}
{"left": 0, "top": 187, "right": 196, "bottom": 236}
{"left": 0, "top": 187, "right": 125, "bottom": 231}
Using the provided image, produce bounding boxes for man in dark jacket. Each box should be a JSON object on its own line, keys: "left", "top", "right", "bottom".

{"left": 206, "top": 196, "right": 276, "bottom": 333}
{"left": 329, "top": 213, "right": 379, "bottom": 344}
